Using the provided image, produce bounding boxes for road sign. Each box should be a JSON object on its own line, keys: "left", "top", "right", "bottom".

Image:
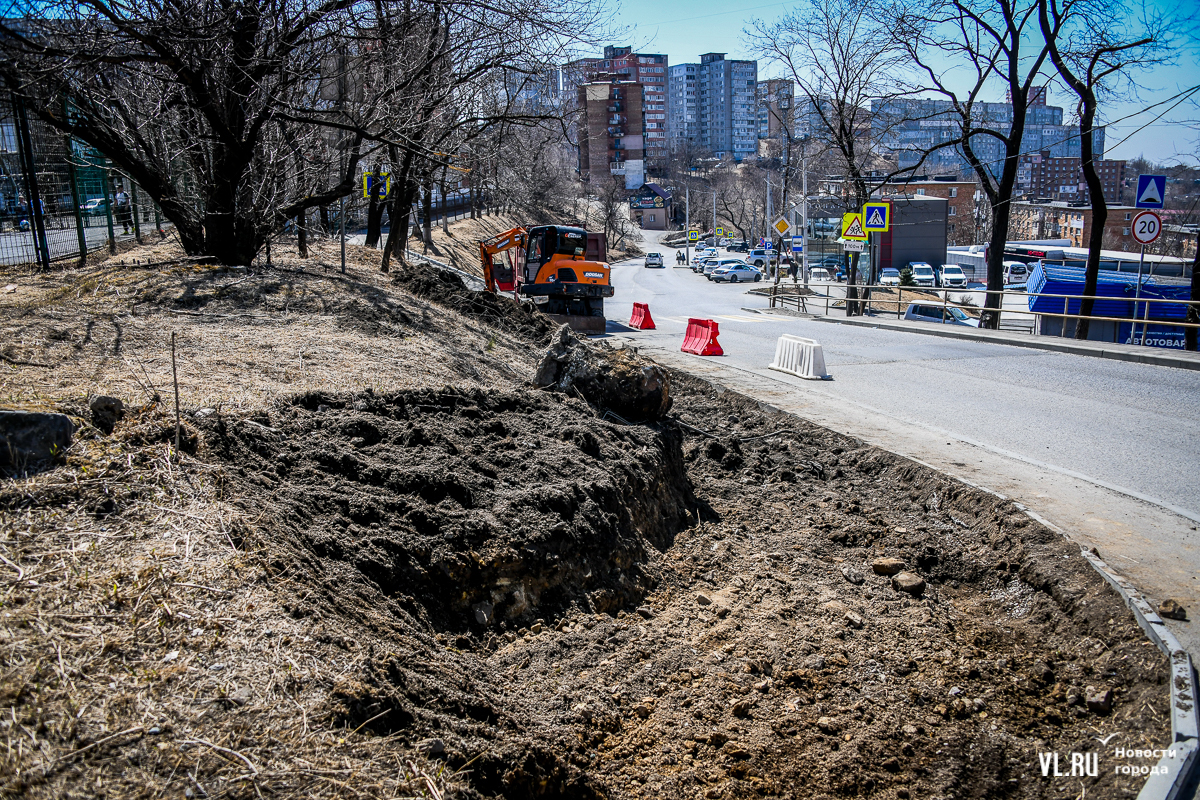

{"left": 862, "top": 202, "right": 890, "bottom": 232}
{"left": 1135, "top": 175, "right": 1166, "bottom": 208}
{"left": 716, "top": 227, "right": 725, "bottom": 236}
{"left": 1132, "top": 210, "right": 1162, "bottom": 244}
{"left": 791, "top": 236, "right": 804, "bottom": 253}
{"left": 772, "top": 216, "right": 791, "bottom": 237}
{"left": 842, "top": 240, "right": 865, "bottom": 252}
{"left": 362, "top": 172, "right": 391, "bottom": 199}
{"left": 687, "top": 230, "right": 699, "bottom": 242}
{"left": 841, "top": 213, "right": 867, "bottom": 240}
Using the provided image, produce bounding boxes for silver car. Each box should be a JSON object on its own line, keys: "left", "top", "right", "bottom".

{"left": 704, "top": 257, "right": 744, "bottom": 278}
{"left": 644, "top": 252, "right": 664, "bottom": 268}
{"left": 710, "top": 262, "right": 762, "bottom": 283}
{"left": 904, "top": 303, "right": 979, "bottom": 326}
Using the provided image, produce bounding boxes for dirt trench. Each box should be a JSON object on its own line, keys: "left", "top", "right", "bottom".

{"left": 193, "top": 368, "right": 1171, "bottom": 800}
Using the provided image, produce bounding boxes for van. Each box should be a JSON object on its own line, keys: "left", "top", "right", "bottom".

{"left": 1003, "top": 261, "right": 1029, "bottom": 284}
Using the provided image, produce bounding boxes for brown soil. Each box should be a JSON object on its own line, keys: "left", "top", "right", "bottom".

{"left": 0, "top": 243, "right": 1173, "bottom": 799}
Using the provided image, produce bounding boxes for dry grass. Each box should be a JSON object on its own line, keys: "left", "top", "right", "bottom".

{"left": 0, "top": 237, "right": 544, "bottom": 797}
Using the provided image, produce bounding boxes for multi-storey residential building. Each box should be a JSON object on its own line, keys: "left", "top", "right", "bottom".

{"left": 1009, "top": 200, "right": 1141, "bottom": 250}
{"left": 667, "top": 63, "right": 698, "bottom": 148}
{"left": 756, "top": 79, "right": 795, "bottom": 140}
{"left": 576, "top": 79, "right": 646, "bottom": 189}
{"left": 874, "top": 87, "right": 1105, "bottom": 178}
{"left": 563, "top": 46, "right": 667, "bottom": 172}
{"left": 1016, "top": 150, "right": 1126, "bottom": 204}
{"left": 694, "top": 53, "right": 757, "bottom": 160}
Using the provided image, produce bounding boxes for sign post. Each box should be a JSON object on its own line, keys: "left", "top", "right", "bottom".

{"left": 1131, "top": 210, "right": 1162, "bottom": 345}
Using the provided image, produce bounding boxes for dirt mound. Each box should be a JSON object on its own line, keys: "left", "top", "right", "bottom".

{"left": 203, "top": 387, "right": 694, "bottom": 632}
{"left": 535, "top": 328, "right": 672, "bottom": 422}
{"left": 394, "top": 267, "right": 557, "bottom": 344}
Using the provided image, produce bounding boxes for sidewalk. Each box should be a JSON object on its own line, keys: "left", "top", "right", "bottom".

{"left": 777, "top": 310, "right": 1200, "bottom": 372}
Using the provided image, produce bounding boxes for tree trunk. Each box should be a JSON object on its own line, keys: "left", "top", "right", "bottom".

{"left": 1186, "top": 238, "right": 1199, "bottom": 351}
{"left": 380, "top": 148, "right": 416, "bottom": 273}
{"left": 440, "top": 169, "right": 450, "bottom": 233}
{"left": 296, "top": 209, "right": 308, "bottom": 258}
{"left": 422, "top": 183, "right": 436, "bottom": 254}
{"left": 364, "top": 165, "right": 384, "bottom": 248}
{"left": 319, "top": 205, "right": 330, "bottom": 236}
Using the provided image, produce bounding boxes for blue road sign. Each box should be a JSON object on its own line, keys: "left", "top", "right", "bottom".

{"left": 1135, "top": 175, "right": 1165, "bottom": 209}
{"left": 792, "top": 236, "right": 803, "bottom": 253}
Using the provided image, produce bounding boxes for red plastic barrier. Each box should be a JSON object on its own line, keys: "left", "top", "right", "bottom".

{"left": 681, "top": 318, "right": 723, "bottom": 356}
{"left": 629, "top": 302, "right": 656, "bottom": 330}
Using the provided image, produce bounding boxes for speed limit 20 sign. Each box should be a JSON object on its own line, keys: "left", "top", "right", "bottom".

{"left": 1132, "top": 210, "right": 1162, "bottom": 244}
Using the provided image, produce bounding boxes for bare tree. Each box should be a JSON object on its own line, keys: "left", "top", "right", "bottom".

{"left": 1038, "top": 0, "right": 1169, "bottom": 339}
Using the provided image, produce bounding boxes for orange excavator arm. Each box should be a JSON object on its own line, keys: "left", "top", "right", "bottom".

{"left": 479, "top": 227, "right": 526, "bottom": 293}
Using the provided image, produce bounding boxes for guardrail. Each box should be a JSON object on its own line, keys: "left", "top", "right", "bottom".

{"left": 769, "top": 282, "right": 1200, "bottom": 341}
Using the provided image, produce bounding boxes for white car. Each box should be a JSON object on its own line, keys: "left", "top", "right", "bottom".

{"left": 644, "top": 252, "right": 664, "bottom": 268}
{"left": 710, "top": 262, "right": 762, "bottom": 283}
{"left": 879, "top": 268, "right": 901, "bottom": 286}
{"left": 908, "top": 262, "right": 936, "bottom": 287}
{"left": 703, "top": 257, "right": 744, "bottom": 278}
{"left": 809, "top": 268, "right": 834, "bottom": 282}
{"left": 1003, "top": 261, "right": 1029, "bottom": 285}
{"left": 938, "top": 264, "right": 968, "bottom": 288}
{"left": 905, "top": 303, "right": 980, "bottom": 327}
{"left": 691, "top": 248, "right": 718, "bottom": 266}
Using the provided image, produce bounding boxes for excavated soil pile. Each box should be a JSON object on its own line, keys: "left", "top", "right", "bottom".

{"left": 197, "top": 373, "right": 1167, "bottom": 799}
{"left": 395, "top": 267, "right": 557, "bottom": 344}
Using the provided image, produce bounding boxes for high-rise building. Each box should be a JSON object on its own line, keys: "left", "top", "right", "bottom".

{"left": 756, "top": 79, "right": 795, "bottom": 140}
{"left": 577, "top": 79, "right": 646, "bottom": 189}
{"left": 694, "top": 53, "right": 758, "bottom": 160}
{"left": 667, "top": 63, "right": 698, "bottom": 148}
{"left": 873, "top": 88, "right": 1104, "bottom": 178}
{"left": 563, "top": 46, "right": 668, "bottom": 173}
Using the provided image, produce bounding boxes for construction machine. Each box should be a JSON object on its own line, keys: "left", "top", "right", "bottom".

{"left": 480, "top": 225, "right": 613, "bottom": 334}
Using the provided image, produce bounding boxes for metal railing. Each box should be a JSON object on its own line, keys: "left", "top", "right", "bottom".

{"left": 769, "top": 281, "right": 1200, "bottom": 343}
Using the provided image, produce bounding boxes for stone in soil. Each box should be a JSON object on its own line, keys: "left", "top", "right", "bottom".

{"left": 891, "top": 571, "right": 926, "bottom": 596}
{"left": 872, "top": 557, "right": 906, "bottom": 575}
{"left": 0, "top": 410, "right": 74, "bottom": 472}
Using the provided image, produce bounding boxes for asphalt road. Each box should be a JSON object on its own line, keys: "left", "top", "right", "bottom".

{"left": 608, "top": 230, "right": 1200, "bottom": 653}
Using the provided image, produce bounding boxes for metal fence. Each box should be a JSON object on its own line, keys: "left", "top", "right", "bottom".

{"left": 1, "top": 97, "right": 164, "bottom": 269}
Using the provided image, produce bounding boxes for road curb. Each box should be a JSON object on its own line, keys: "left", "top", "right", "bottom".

{"left": 797, "top": 312, "right": 1200, "bottom": 371}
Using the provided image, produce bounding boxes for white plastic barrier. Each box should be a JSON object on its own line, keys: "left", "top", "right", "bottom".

{"left": 769, "top": 334, "right": 831, "bottom": 380}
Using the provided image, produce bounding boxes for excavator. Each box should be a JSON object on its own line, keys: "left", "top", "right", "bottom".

{"left": 480, "top": 225, "right": 613, "bottom": 334}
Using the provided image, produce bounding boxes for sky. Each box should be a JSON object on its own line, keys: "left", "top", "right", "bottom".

{"left": 605, "top": 0, "right": 1200, "bottom": 165}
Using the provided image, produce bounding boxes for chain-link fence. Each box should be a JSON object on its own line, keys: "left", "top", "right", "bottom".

{"left": 1, "top": 97, "right": 165, "bottom": 269}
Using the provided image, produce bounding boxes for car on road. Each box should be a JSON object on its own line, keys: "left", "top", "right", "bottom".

{"left": 937, "top": 264, "right": 968, "bottom": 288}
{"left": 880, "top": 267, "right": 901, "bottom": 286}
{"left": 1004, "top": 261, "right": 1029, "bottom": 285}
{"left": 644, "top": 252, "right": 664, "bottom": 268}
{"left": 907, "top": 262, "right": 936, "bottom": 287}
{"left": 710, "top": 262, "right": 762, "bottom": 283}
{"left": 904, "top": 303, "right": 980, "bottom": 326}
{"left": 809, "top": 268, "right": 834, "bottom": 282}
{"left": 718, "top": 237, "right": 731, "bottom": 247}
{"left": 691, "top": 248, "right": 718, "bottom": 266}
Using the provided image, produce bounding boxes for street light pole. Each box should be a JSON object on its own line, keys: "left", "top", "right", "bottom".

{"left": 685, "top": 184, "right": 690, "bottom": 263}
{"left": 801, "top": 137, "right": 809, "bottom": 289}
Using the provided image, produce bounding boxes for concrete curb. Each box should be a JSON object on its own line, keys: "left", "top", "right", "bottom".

{"left": 795, "top": 312, "right": 1200, "bottom": 372}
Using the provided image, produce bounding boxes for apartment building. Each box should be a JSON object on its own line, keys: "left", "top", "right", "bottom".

{"left": 1016, "top": 150, "right": 1126, "bottom": 204}
{"left": 1009, "top": 200, "right": 1141, "bottom": 251}
{"left": 694, "top": 53, "right": 757, "bottom": 160}
{"left": 667, "top": 63, "right": 698, "bottom": 148}
{"left": 874, "top": 87, "right": 1105, "bottom": 178}
{"left": 576, "top": 79, "right": 646, "bottom": 189}
{"left": 563, "top": 46, "right": 667, "bottom": 172}
{"left": 756, "top": 78, "right": 795, "bottom": 140}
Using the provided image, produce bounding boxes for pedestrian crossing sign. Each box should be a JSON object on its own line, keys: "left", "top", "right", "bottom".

{"left": 862, "top": 202, "right": 889, "bottom": 232}
{"left": 688, "top": 230, "right": 699, "bottom": 242}
{"left": 841, "top": 213, "right": 867, "bottom": 240}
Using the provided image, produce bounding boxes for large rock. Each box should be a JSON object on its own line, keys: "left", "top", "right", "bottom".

{"left": 533, "top": 325, "right": 671, "bottom": 422}
{"left": 89, "top": 395, "right": 125, "bottom": 434}
{"left": 0, "top": 410, "right": 74, "bottom": 472}
{"left": 891, "top": 571, "right": 927, "bottom": 596}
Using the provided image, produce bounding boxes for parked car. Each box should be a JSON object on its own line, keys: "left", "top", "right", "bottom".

{"left": 80, "top": 197, "right": 109, "bottom": 216}
{"left": 695, "top": 258, "right": 720, "bottom": 274}
{"left": 718, "top": 237, "right": 731, "bottom": 247}
{"left": 644, "top": 252, "right": 664, "bottom": 268}
{"left": 747, "top": 249, "right": 776, "bottom": 268}
{"left": 879, "top": 267, "right": 901, "bottom": 286}
{"left": 711, "top": 262, "right": 762, "bottom": 283}
{"left": 704, "top": 257, "right": 744, "bottom": 278}
{"left": 904, "top": 303, "right": 979, "bottom": 326}
{"left": 809, "top": 268, "right": 834, "bottom": 282}
{"left": 937, "top": 264, "right": 968, "bottom": 288}
{"left": 1003, "top": 261, "right": 1029, "bottom": 285}
{"left": 691, "top": 247, "right": 718, "bottom": 266}
{"left": 728, "top": 240, "right": 749, "bottom": 253}
{"left": 907, "top": 262, "right": 936, "bottom": 287}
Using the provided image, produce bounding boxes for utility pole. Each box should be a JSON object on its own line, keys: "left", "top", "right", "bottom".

{"left": 712, "top": 190, "right": 716, "bottom": 248}
{"left": 685, "top": 184, "right": 690, "bottom": 263}
{"left": 801, "top": 138, "right": 809, "bottom": 289}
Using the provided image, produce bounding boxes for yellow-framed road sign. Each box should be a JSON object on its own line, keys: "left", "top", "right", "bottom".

{"left": 841, "top": 213, "right": 867, "bottom": 240}
{"left": 862, "top": 202, "right": 890, "bottom": 232}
